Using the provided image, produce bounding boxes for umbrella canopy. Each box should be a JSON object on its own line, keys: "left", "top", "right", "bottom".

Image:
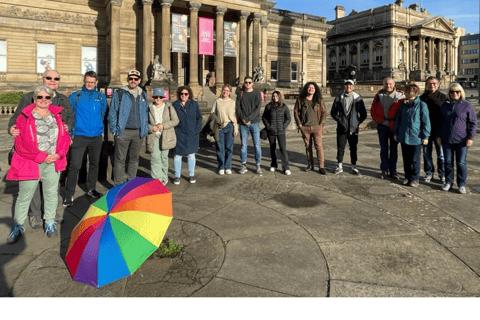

{"left": 65, "top": 177, "right": 172, "bottom": 288}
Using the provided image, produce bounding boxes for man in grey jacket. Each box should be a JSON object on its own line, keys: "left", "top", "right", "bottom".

{"left": 8, "top": 70, "right": 74, "bottom": 229}
{"left": 330, "top": 80, "right": 367, "bottom": 175}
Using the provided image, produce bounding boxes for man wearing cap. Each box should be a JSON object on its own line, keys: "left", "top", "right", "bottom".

{"left": 330, "top": 80, "right": 367, "bottom": 175}
{"left": 371, "top": 77, "right": 405, "bottom": 179}
{"left": 62, "top": 71, "right": 108, "bottom": 207}
{"left": 8, "top": 69, "right": 74, "bottom": 228}
{"left": 108, "top": 70, "right": 149, "bottom": 186}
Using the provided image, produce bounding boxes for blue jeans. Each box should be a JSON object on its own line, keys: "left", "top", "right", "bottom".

{"left": 216, "top": 123, "right": 234, "bottom": 170}
{"left": 377, "top": 124, "right": 398, "bottom": 173}
{"left": 423, "top": 137, "right": 445, "bottom": 178}
{"left": 401, "top": 143, "right": 422, "bottom": 181}
{"left": 442, "top": 143, "right": 468, "bottom": 188}
{"left": 174, "top": 153, "right": 196, "bottom": 177}
{"left": 240, "top": 122, "right": 262, "bottom": 165}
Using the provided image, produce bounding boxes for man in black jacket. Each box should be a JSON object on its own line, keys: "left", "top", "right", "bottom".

{"left": 419, "top": 76, "right": 447, "bottom": 183}
{"left": 8, "top": 70, "right": 74, "bottom": 228}
{"left": 330, "top": 79, "right": 367, "bottom": 175}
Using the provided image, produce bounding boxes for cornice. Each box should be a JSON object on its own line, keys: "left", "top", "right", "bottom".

{"left": 0, "top": 5, "right": 96, "bottom": 26}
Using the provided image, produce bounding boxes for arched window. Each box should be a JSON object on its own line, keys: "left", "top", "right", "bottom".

{"left": 375, "top": 42, "right": 383, "bottom": 62}
{"left": 398, "top": 42, "right": 405, "bottom": 62}
{"left": 340, "top": 47, "right": 346, "bottom": 66}
{"left": 349, "top": 45, "right": 357, "bottom": 66}
{"left": 361, "top": 43, "right": 369, "bottom": 64}
{"left": 329, "top": 49, "right": 337, "bottom": 67}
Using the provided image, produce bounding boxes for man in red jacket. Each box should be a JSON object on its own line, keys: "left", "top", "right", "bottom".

{"left": 370, "top": 77, "right": 405, "bottom": 179}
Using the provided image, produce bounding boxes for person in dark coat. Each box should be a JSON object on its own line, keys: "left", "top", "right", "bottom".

{"left": 330, "top": 80, "right": 367, "bottom": 175}
{"left": 262, "top": 91, "right": 291, "bottom": 175}
{"left": 172, "top": 86, "right": 202, "bottom": 185}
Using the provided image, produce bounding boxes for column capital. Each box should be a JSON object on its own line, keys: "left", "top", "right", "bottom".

{"left": 253, "top": 12, "right": 263, "bottom": 21}
{"left": 216, "top": 6, "right": 227, "bottom": 15}
{"left": 188, "top": 1, "right": 201, "bottom": 11}
{"left": 142, "top": 0, "right": 153, "bottom": 5}
{"left": 301, "top": 35, "right": 309, "bottom": 42}
{"left": 160, "top": 0, "right": 174, "bottom": 7}
{"left": 107, "top": 0, "right": 123, "bottom": 7}
{"left": 261, "top": 18, "right": 269, "bottom": 28}
{"left": 239, "top": 10, "right": 250, "bottom": 20}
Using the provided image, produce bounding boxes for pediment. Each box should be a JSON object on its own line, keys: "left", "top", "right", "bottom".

{"left": 411, "top": 16, "right": 455, "bottom": 34}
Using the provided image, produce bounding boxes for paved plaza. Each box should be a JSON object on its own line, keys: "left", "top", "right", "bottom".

{"left": 1, "top": 95, "right": 480, "bottom": 297}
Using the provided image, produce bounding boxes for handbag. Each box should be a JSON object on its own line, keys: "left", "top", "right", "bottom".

{"left": 260, "top": 128, "right": 268, "bottom": 140}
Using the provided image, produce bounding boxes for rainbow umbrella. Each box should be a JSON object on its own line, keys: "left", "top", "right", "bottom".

{"left": 65, "top": 177, "right": 172, "bottom": 288}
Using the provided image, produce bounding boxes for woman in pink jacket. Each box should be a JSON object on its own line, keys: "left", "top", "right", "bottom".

{"left": 6, "top": 86, "right": 71, "bottom": 244}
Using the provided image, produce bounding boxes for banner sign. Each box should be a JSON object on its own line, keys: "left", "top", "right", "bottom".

{"left": 224, "top": 21, "right": 237, "bottom": 57}
{"left": 198, "top": 17, "right": 214, "bottom": 55}
{"left": 172, "top": 13, "right": 188, "bottom": 53}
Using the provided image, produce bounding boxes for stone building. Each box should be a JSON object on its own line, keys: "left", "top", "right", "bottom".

{"left": 326, "top": 0, "right": 461, "bottom": 87}
{"left": 457, "top": 33, "right": 479, "bottom": 86}
{"left": 0, "top": 0, "right": 331, "bottom": 97}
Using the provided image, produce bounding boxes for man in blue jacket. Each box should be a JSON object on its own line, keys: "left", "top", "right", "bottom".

{"left": 63, "top": 71, "right": 108, "bottom": 207}
{"left": 330, "top": 79, "right": 367, "bottom": 175}
{"left": 108, "top": 70, "right": 149, "bottom": 186}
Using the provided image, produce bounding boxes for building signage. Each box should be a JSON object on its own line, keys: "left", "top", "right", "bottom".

{"left": 224, "top": 21, "right": 237, "bottom": 57}
{"left": 172, "top": 13, "right": 188, "bottom": 53}
{"left": 198, "top": 17, "right": 213, "bottom": 55}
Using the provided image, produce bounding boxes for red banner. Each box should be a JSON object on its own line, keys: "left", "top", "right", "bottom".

{"left": 199, "top": 17, "right": 214, "bottom": 56}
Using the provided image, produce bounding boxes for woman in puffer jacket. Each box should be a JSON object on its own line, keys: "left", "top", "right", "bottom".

{"left": 262, "top": 91, "right": 291, "bottom": 175}
{"left": 6, "top": 86, "right": 71, "bottom": 244}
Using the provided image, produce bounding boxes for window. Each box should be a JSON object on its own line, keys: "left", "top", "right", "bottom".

{"left": 37, "top": 43, "right": 55, "bottom": 73}
{"left": 375, "top": 43, "right": 382, "bottom": 62}
{"left": 361, "top": 44, "right": 369, "bottom": 64}
{"left": 0, "top": 40, "right": 6, "bottom": 72}
{"left": 349, "top": 45, "right": 357, "bottom": 65}
{"left": 82, "top": 46, "right": 97, "bottom": 73}
{"left": 329, "top": 49, "right": 336, "bottom": 67}
{"left": 291, "top": 62, "right": 298, "bottom": 82}
{"left": 270, "top": 61, "right": 278, "bottom": 81}
{"left": 398, "top": 42, "right": 405, "bottom": 62}
{"left": 340, "top": 48, "right": 346, "bottom": 66}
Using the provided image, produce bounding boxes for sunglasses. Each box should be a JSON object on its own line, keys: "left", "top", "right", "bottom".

{"left": 128, "top": 77, "right": 140, "bottom": 81}
{"left": 153, "top": 96, "right": 164, "bottom": 99}
{"left": 180, "top": 92, "right": 189, "bottom": 96}
{"left": 450, "top": 91, "right": 461, "bottom": 94}
{"left": 36, "top": 95, "right": 52, "bottom": 100}
{"left": 245, "top": 81, "right": 253, "bottom": 84}
{"left": 44, "top": 77, "right": 60, "bottom": 81}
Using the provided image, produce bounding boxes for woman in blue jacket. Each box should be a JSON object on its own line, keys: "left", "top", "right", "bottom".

{"left": 172, "top": 86, "right": 202, "bottom": 185}
{"left": 437, "top": 83, "right": 477, "bottom": 193}
{"left": 394, "top": 84, "right": 430, "bottom": 187}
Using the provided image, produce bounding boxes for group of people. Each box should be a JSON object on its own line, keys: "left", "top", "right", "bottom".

{"left": 5, "top": 69, "right": 477, "bottom": 245}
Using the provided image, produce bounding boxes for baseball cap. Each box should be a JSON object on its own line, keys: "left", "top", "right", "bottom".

{"left": 153, "top": 88, "right": 165, "bottom": 97}
{"left": 128, "top": 70, "right": 141, "bottom": 78}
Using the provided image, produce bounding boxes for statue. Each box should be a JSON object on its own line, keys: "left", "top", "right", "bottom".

{"left": 152, "top": 55, "right": 167, "bottom": 80}
{"left": 253, "top": 64, "right": 264, "bottom": 83}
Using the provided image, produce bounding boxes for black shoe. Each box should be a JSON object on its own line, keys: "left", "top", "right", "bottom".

{"left": 381, "top": 171, "right": 388, "bottom": 179}
{"left": 29, "top": 216, "right": 42, "bottom": 229}
{"left": 87, "top": 189, "right": 103, "bottom": 199}
{"left": 62, "top": 196, "right": 73, "bottom": 207}
{"left": 319, "top": 168, "right": 327, "bottom": 175}
{"left": 390, "top": 172, "right": 399, "bottom": 180}
{"left": 305, "top": 163, "right": 314, "bottom": 172}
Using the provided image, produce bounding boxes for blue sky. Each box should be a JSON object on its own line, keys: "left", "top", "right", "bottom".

{"left": 272, "top": 0, "right": 479, "bottom": 34}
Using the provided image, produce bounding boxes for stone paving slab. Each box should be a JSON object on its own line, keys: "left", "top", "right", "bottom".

{"left": 217, "top": 229, "right": 328, "bottom": 297}
{"left": 192, "top": 277, "right": 292, "bottom": 297}
{"left": 320, "top": 235, "right": 480, "bottom": 295}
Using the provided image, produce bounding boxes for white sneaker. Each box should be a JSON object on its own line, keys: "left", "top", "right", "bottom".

{"left": 219, "top": 169, "right": 225, "bottom": 175}
{"left": 424, "top": 175, "right": 433, "bottom": 182}
{"left": 459, "top": 186, "right": 466, "bottom": 194}
{"left": 442, "top": 183, "right": 451, "bottom": 191}
{"left": 402, "top": 178, "right": 409, "bottom": 185}
{"left": 285, "top": 170, "right": 291, "bottom": 176}
{"left": 225, "top": 169, "right": 232, "bottom": 175}
{"left": 270, "top": 167, "right": 276, "bottom": 172}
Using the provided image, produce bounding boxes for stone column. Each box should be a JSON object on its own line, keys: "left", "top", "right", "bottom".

{"left": 239, "top": 10, "right": 250, "bottom": 82}
{"left": 188, "top": 1, "right": 201, "bottom": 87}
{"left": 389, "top": 36, "right": 395, "bottom": 69}
{"left": 161, "top": 0, "right": 173, "bottom": 71}
{"left": 108, "top": 0, "right": 123, "bottom": 86}
{"left": 301, "top": 35, "right": 309, "bottom": 83}
{"left": 142, "top": 0, "right": 153, "bottom": 83}
{"left": 261, "top": 18, "right": 269, "bottom": 70}
{"left": 419, "top": 36, "right": 426, "bottom": 70}
{"left": 428, "top": 37, "right": 434, "bottom": 71}
{"left": 253, "top": 13, "right": 262, "bottom": 68}
{"left": 438, "top": 40, "right": 444, "bottom": 72}
{"left": 215, "top": 6, "right": 227, "bottom": 87}
{"left": 382, "top": 39, "right": 387, "bottom": 68}
{"left": 445, "top": 40, "right": 451, "bottom": 72}
{"left": 356, "top": 41, "right": 361, "bottom": 67}
{"left": 345, "top": 43, "right": 350, "bottom": 66}
{"left": 368, "top": 39, "right": 373, "bottom": 70}
{"left": 335, "top": 46, "right": 339, "bottom": 72}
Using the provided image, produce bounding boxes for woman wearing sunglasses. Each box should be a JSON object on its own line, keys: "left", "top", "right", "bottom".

{"left": 172, "top": 86, "right": 202, "bottom": 185}
{"left": 437, "top": 83, "right": 477, "bottom": 193}
{"left": 6, "top": 86, "right": 71, "bottom": 244}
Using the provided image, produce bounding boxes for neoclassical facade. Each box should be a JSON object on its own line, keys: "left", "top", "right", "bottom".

{"left": 0, "top": 0, "right": 331, "bottom": 95}
{"left": 327, "top": 0, "right": 461, "bottom": 86}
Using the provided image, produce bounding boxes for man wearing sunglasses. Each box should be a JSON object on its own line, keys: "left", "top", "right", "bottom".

{"left": 7, "top": 69, "right": 74, "bottom": 229}
{"left": 63, "top": 71, "right": 108, "bottom": 207}
{"left": 108, "top": 70, "right": 149, "bottom": 186}
{"left": 236, "top": 76, "right": 263, "bottom": 174}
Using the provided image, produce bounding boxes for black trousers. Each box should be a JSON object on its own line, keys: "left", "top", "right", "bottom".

{"left": 64, "top": 134, "right": 103, "bottom": 197}
{"left": 336, "top": 130, "right": 358, "bottom": 165}
{"left": 267, "top": 133, "right": 289, "bottom": 170}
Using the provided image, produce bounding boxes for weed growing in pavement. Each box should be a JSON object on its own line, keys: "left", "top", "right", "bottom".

{"left": 158, "top": 239, "right": 182, "bottom": 258}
